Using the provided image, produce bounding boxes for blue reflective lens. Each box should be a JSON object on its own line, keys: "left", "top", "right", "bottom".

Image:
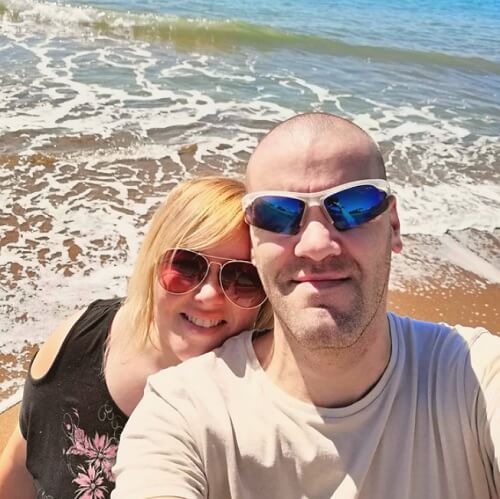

{"left": 323, "top": 185, "right": 388, "bottom": 230}
{"left": 246, "top": 196, "right": 304, "bottom": 235}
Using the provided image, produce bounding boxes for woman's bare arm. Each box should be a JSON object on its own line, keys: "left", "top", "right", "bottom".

{"left": 0, "top": 310, "right": 84, "bottom": 498}
{"left": 0, "top": 423, "right": 35, "bottom": 499}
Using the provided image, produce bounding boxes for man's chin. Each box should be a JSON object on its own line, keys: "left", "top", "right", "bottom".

{"left": 288, "top": 317, "right": 363, "bottom": 350}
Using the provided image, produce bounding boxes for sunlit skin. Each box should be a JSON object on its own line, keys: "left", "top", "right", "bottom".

{"left": 247, "top": 117, "right": 403, "bottom": 407}
{"left": 153, "top": 226, "right": 260, "bottom": 362}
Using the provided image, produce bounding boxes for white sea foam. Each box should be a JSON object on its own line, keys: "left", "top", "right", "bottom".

{"left": 1, "top": 260, "right": 130, "bottom": 349}
{"left": 2, "top": 0, "right": 97, "bottom": 33}
{"left": 438, "top": 234, "right": 500, "bottom": 283}
{"left": 394, "top": 181, "right": 500, "bottom": 235}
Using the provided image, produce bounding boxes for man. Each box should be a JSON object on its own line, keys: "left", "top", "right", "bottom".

{"left": 112, "top": 113, "right": 500, "bottom": 499}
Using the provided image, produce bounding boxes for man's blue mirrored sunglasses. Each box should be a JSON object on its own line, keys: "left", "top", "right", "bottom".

{"left": 242, "top": 179, "right": 391, "bottom": 235}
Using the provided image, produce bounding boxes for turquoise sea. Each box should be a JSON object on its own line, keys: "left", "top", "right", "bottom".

{"left": 0, "top": 0, "right": 499, "bottom": 409}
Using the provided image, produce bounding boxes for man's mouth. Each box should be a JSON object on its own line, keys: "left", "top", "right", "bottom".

{"left": 293, "top": 273, "right": 350, "bottom": 283}
{"left": 181, "top": 313, "right": 226, "bottom": 328}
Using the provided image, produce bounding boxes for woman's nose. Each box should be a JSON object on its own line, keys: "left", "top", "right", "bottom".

{"left": 192, "top": 264, "right": 226, "bottom": 304}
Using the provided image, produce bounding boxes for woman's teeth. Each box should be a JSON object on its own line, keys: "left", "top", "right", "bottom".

{"left": 183, "top": 314, "right": 224, "bottom": 328}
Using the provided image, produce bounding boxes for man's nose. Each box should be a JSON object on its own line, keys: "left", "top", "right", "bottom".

{"left": 294, "top": 208, "right": 342, "bottom": 261}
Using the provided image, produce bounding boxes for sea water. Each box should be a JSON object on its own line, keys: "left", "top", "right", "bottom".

{"left": 0, "top": 0, "right": 499, "bottom": 410}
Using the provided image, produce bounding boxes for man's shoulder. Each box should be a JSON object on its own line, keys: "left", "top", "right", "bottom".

{"left": 390, "top": 312, "right": 500, "bottom": 373}
{"left": 149, "top": 329, "right": 255, "bottom": 394}
{"left": 390, "top": 312, "right": 492, "bottom": 344}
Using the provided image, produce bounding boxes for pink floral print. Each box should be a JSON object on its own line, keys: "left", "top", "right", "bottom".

{"left": 74, "top": 464, "right": 108, "bottom": 499}
{"left": 62, "top": 406, "right": 122, "bottom": 497}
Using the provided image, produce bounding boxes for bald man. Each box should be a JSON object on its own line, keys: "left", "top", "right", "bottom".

{"left": 112, "top": 113, "right": 500, "bottom": 499}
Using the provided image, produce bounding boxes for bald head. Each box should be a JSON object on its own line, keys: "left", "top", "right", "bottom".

{"left": 246, "top": 113, "right": 386, "bottom": 192}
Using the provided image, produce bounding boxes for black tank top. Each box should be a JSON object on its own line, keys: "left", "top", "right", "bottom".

{"left": 20, "top": 298, "right": 128, "bottom": 499}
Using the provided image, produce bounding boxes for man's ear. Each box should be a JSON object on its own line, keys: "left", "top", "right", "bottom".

{"left": 389, "top": 197, "right": 403, "bottom": 254}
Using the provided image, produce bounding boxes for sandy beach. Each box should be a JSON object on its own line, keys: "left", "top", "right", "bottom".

{"left": 0, "top": 404, "right": 19, "bottom": 453}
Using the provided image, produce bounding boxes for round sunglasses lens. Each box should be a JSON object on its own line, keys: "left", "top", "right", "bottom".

{"left": 324, "top": 185, "right": 388, "bottom": 230}
{"left": 159, "top": 250, "right": 207, "bottom": 293}
{"left": 247, "top": 196, "right": 304, "bottom": 235}
{"left": 220, "top": 262, "right": 266, "bottom": 308}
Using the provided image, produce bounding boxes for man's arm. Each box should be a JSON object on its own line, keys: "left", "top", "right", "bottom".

{"left": 469, "top": 330, "right": 500, "bottom": 492}
{"left": 112, "top": 375, "right": 207, "bottom": 499}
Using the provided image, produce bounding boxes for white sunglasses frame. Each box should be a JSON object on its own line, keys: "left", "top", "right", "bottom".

{"left": 242, "top": 179, "right": 391, "bottom": 232}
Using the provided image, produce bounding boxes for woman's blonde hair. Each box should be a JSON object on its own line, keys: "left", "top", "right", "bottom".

{"left": 123, "top": 175, "right": 273, "bottom": 348}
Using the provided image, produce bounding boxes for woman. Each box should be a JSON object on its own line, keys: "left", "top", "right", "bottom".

{"left": 0, "top": 176, "right": 271, "bottom": 498}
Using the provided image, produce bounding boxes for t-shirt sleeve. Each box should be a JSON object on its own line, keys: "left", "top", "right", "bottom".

{"left": 112, "top": 374, "right": 207, "bottom": 499}
{"left": 468, "top": 330, "right": 500, "bottom": 495}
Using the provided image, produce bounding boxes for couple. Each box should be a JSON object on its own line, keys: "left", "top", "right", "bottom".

{"left": 1, "top": 113, "right": 499, "bottom": 499}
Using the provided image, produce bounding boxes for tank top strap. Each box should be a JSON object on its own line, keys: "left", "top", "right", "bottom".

{"left": 56, "top": 298, "right": 123, "bottom": 373}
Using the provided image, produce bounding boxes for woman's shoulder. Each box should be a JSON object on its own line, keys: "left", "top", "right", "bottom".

{"left": 30, "top": 298, "right": 122, "bottom": 380}
{"left": 30, "top": 309, "right": 87, "bottom": 380}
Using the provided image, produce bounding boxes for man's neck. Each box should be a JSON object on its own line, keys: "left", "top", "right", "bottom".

{"left": 253, "top": 314, "right": 392, "bottom": 408}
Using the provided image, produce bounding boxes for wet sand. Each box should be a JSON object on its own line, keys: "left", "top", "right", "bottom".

{"left": 0, "top": 404, "right": 19, "bottom": 453}
{"left": 388, "top": 285, "right": 499, "bottom": 332}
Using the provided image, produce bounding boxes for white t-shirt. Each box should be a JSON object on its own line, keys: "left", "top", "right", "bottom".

{"left": 112, "top": 314, "right": 500, "bottom": 499}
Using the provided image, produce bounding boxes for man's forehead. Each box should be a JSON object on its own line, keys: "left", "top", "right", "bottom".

{"left": 246, "top": 125, "right": 378, "bottom": 191}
